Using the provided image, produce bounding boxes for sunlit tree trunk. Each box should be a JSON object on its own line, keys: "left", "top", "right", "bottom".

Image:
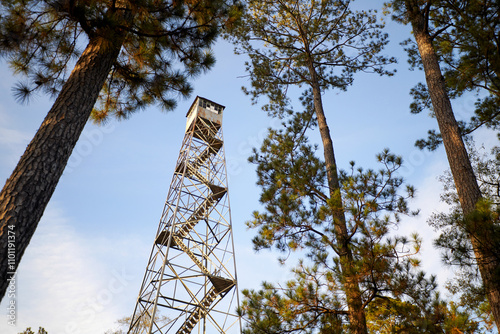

{"left": 0, "top": 35, "right": 123, "bottom": 300}
{"left": 309, "top": 62, "right": 368, "bottom": 334}
{"left": 406, "top": 0, "right": 500, "bottom": 328}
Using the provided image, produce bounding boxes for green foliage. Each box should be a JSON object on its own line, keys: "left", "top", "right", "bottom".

{"left": 240, "top": 260, "right": 486, "bottom": 333}
{"left": 0, "top": 0, "right": 239, "bottom": 121}
{"left": 105, "top": 314, "right": 170, "bottom": 333}
{"left": 227, "top": 0, "right": 396, "bottom": 117}
{"left": 387, "top": 0, "right": 500, "bottom": 150}
{"left": 240, "top": 263, "right": 346, "bottom": 334}
{"left": 446, "top": 268, "right": 496, "bottom": 332}
{"left": 18, "top": 327, "right": 48, "bottom": 334}
{"left": 241, "top": 113, "right": 485, "bottom": 332}
{"left": 429, "top": 143, "right": 500, "bottom": 330}
{"left": 248, "top": 112, "right": 418, "bottom": 256}
{"left": 229, "top": 1, "right": 468, "bottom": 331}
{"left": 430, "top": 144, "right": 500, "bottom": 268}
{"left": 367, "top": 296, "right": 487, "bottom": 333}
{"left": 239, "top": 108, "right": 458, "bottom": 331}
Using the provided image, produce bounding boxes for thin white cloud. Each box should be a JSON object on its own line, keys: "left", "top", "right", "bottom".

{"left": 0, "top": 127, "right": 31, "bottom": 168}
{"left": 0, "top": 106, "right": 32, "bottom": 167}
{"left": 0, "top": 127, "right": 30, "bottom": 147}
{"left": 236, "top": 242, "right": 295, "bottom": 290}
{"left": 0, "top": 204, "right": 143, "bottom": 334}
{"left": 399, "top": 156, "right": 455, "bottom": 288}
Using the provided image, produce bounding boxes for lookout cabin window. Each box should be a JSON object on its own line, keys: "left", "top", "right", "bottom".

{"left": 200, "top": 99, "right": 222, "bottom": 114}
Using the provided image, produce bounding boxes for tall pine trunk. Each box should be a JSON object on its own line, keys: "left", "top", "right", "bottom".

{"left": 309, "top": 63, "right": 368, "bottom": 334}
{"left": 0, "top": 35, "right": 123, "bottom": 300}
{"left": 406, "top": 1, "right": 500, "bottom": 328}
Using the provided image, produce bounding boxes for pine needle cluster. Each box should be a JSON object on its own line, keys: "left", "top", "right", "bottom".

{"left": 0, "top": 0, "right": 240, "bottom": 121}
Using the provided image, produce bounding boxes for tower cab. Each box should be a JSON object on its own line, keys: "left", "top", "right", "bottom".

{"left": 186, "top": 96, "right": 225, "bottom": 131}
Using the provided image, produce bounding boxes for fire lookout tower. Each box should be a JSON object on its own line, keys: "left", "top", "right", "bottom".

{"left": 129, "top": 97, "right": 240, "bottom": 334}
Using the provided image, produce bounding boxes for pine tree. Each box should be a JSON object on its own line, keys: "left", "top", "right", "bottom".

{"left": 18, "top": 328, "right": 48, "bottom": 334}
{"left": 240, "top": 115, "right": 482, "bottom": 333}
{"left": 429, "top": 142, "right": 500, "bottom": 331}
{"left": 227, "top": 1, "right": 396, "bottom": 332}
{"left": 432, "top": 0, "right": 499, "bottom": 139}
{"left": 387, "top": 0, "right": 500, "bottom": 328}
{"left": 0, "top": 0, "right": 238, "bottom": 300}
{"left": 397, "top": 0, "right": 500, "bottom": 149}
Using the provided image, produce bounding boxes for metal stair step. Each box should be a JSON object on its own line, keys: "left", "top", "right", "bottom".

{"left": 176, "top": 287, "right": 219, "bottom": 334}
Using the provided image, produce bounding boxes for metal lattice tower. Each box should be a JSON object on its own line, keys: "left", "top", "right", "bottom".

{"left": 129, "top": 97, "right": 240, "bottom": 334}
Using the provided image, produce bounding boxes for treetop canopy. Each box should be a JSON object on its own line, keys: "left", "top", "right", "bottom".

{"left": 0, "top": 0, "right": 240, "bottom": 121}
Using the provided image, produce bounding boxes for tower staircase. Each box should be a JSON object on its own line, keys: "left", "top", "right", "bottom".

{"left": 128, "top": 97, "right": 240, "bottom": 334}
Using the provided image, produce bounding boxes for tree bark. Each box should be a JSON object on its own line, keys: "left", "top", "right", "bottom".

{"left": 406, "top": 0, "right": 500, "bottom": 328}
{"left": 309, "top": 63, "right": 368, "bottom": 334}
{"left": 0, "top": 35, "right": 123, "bottom": 300}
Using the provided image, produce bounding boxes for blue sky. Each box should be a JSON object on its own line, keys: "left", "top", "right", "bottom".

{"left": 0, "top": 2, "right": 497, "bottom": 333}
